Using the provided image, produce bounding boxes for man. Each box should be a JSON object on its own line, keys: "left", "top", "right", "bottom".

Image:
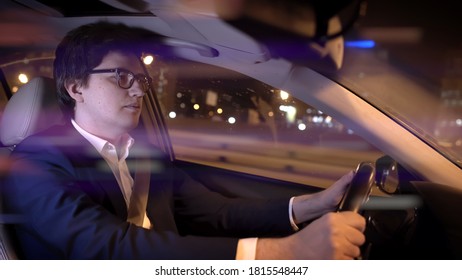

{"left": 3, "top": 21, "right": 365, "bottom": 259}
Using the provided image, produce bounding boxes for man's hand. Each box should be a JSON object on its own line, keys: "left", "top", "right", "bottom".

{"left": 256, "top": 211, "right": 366, "bottom": 260}
{"left": 292, "top": 171, "right": 354, "bottom": 223}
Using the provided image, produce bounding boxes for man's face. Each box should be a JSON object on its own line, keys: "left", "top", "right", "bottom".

{"left": 73, "top": 51, "right": 146, "bottom": 141}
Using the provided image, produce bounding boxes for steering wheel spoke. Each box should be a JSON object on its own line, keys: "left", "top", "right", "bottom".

{"left": 337, "top": 162, "right": 375, "bottom": 213}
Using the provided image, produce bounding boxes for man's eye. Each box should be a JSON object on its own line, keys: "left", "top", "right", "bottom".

{"left": 118, "top": 72, "right": 132, "bottom": 86}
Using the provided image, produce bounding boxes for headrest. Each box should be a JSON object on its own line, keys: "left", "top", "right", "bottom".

{"left": 0, "top": 77, "right": 64, "bottom": 146}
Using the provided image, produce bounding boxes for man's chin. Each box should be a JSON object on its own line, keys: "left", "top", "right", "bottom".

{"left": 120, "top": 119, "right": 140, "bottom": 133}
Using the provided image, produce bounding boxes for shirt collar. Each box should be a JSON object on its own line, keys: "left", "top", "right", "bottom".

{"left": 71, "top": 119, "right": 134, "bottom": 158}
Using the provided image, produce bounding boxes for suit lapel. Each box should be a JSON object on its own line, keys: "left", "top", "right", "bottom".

{"left": 61, "top": 125, "right": 128, "bottom": 219}
{"left": 62, "top": 125, "right": 180, "bottom": 230}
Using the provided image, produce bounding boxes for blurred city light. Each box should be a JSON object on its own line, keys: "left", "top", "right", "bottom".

{"left": 312, "top": 116, "right": 323, "bottom": 123}
{"left": 345, "top": 40, "right": 376, "bottom": 48}
{"left": 168, "top": 111, "right": 176, "bottom": 119}
{"left": 279, "top": 105, "right": 296, "bottom": 123}
{"left": 280, "top": 90, "right": 289, "bottom": 100}
{"left": 228, "top": 117, "right": 236, "bottom": 124}
{"left": 18, "top": 73, "right": 28, "bottom": 83}
{"left": 143, "top": 55, "right": 154, "bottom": 65}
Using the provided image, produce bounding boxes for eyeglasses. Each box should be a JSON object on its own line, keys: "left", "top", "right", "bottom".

{"left": 87, "top": 68, "right": 152, "bottom": 92}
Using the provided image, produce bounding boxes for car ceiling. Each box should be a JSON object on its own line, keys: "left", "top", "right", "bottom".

{"left": 0, "top": 0, "right": 357, "bottom": 70}
{"left": 2, "top": 0, "right": 462, "bottom": 52}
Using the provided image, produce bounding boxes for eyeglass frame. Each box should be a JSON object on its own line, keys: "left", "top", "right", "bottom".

{"left": 87, "top": 68, "right": 152, "bottom": 92}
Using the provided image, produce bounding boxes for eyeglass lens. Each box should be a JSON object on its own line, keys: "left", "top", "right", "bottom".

{"left": 117, "top": 70, "right": 150, "bottom": 92}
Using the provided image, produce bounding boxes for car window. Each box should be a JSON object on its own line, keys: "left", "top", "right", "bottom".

{"left": 0, "top": 52, "right": 55, "bottom": 134}
{"left": 0, "top": 51, "right": 54, "bottom": 93}
{"left": 148, "top": 58, "right": 384, "bottom": 188}
{"left": 1, "top": 50, "right": 385, "bottom": 189}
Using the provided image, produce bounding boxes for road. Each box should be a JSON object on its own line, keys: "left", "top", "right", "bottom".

{"left": 169, "top": 129, "right": 384, "bottom": 188}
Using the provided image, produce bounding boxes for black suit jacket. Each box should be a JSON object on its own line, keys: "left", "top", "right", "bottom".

{"left": 3, "top": 123, "right": 293, "bottom": 259}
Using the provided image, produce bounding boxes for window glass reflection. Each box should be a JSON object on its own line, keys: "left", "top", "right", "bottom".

{"left": 151, "top": 60, "right": 383, "bottom": 188}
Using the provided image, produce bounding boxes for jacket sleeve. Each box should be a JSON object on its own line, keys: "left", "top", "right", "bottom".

{"left": 168, "top": 164, "right": 295, "bottom": 238}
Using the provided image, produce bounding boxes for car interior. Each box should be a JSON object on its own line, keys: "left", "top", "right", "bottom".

{"left": 1, "top": 0, "right": 462, "bottom": 260}
{"left": 0, "top": 77, "right": 64, "bottom": 259}
{"left": 0, "top": 65, "right": 459, "bottom": 261}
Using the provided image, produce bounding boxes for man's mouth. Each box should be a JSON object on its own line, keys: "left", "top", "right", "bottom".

{"left": 124, "top": 103, "right": 141, "bottom": 110}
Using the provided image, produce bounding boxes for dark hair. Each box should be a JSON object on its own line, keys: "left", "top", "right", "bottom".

{"left": 53, "top": 21, "right": 155, "bottom": 117}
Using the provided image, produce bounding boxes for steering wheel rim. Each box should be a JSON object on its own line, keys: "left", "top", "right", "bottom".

{"left": 337, "top": 162, "right": 375, "bottom": 213}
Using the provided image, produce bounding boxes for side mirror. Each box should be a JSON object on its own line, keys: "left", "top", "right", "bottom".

{"left": 375, "top": 156, "right": 399, "bottom": 194}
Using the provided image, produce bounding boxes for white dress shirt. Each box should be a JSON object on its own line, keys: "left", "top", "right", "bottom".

{"left": 71, "top": 120, "right": 152, "bottom": 228}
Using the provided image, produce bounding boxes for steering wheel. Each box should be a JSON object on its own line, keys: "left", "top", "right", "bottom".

{"left": 337, "top": 162, "right": 375, "bottom": 213}
{"left": 337, "top": 162, "right": 375, "bottom": 259}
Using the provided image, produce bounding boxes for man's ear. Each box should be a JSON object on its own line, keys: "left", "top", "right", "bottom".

{"left": 64, "top": 80, "right": 84, "bottom": 102}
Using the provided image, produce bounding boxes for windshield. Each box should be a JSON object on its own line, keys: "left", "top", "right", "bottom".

{"left": 322, "top": 1, "right": 462, "bottom": 168}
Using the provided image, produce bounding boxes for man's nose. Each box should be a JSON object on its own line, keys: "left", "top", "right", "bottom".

{"left": 129, "top": 79, "right": 147, "bottom": 97}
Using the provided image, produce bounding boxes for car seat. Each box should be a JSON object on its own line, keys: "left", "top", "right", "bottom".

{"left": 0, "top": 76, "right": 63, "bottom": 259}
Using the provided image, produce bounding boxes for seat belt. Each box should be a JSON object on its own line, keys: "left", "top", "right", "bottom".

{"left": 127, "top": 158, "right": 151, "bottom": 227}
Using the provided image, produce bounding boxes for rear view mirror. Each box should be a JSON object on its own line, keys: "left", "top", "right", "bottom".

{"left": 218, "top": 0, "right": 367, "bottom": 70}
{"left": 216, "top": 0, "right": 364, "bottom": 37}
